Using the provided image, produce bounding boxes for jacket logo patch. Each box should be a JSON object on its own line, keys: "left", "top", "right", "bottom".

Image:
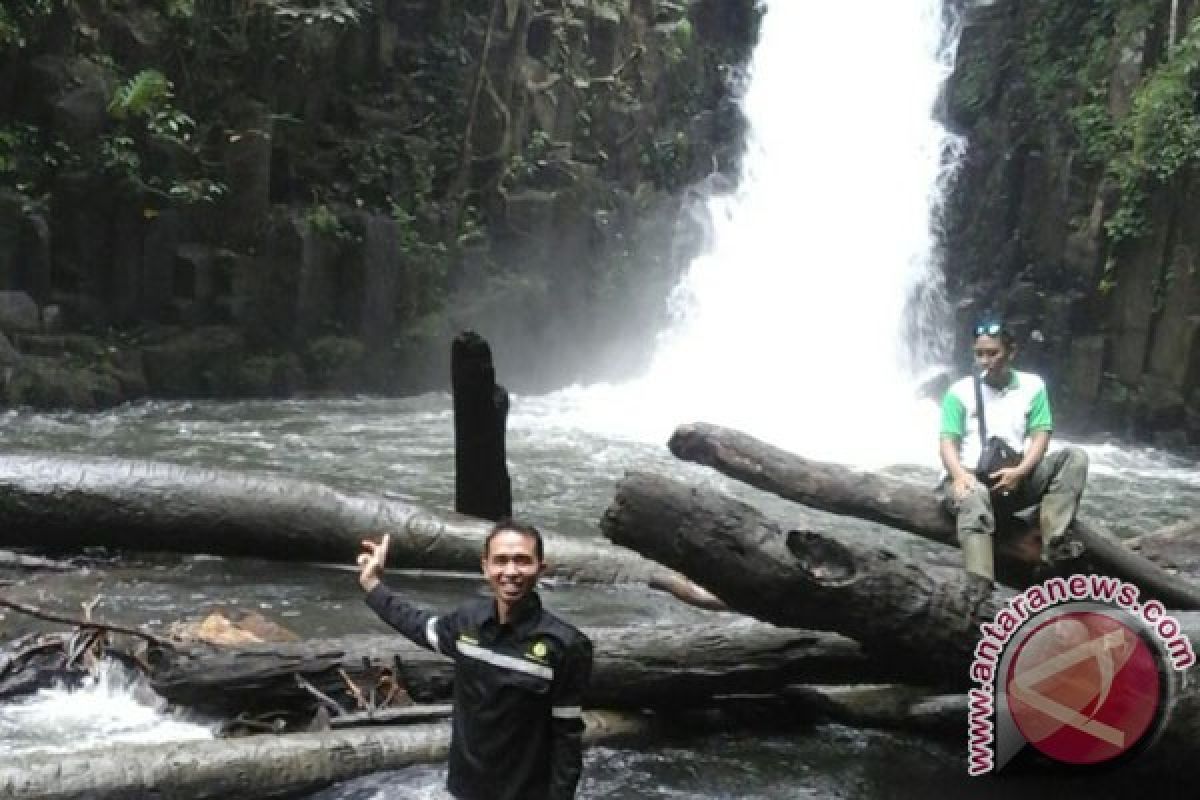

{"left": 459, "top": 634, "right": 478, "bottom": 645}
{"left": 527, "top": 641, "right": 549, "bottom": 663}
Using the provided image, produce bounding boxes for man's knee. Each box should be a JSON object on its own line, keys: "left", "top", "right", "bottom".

{"left": 1058, "top": 446, "right": 1089, "bottom": 489}
{"left": 955, "top": 485, "right": 995, "bottom": 536}
{"left": 1063, "top": 445, "right": 1088, "bottom": 471}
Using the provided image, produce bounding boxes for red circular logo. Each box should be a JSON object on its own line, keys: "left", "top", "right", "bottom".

{"left": 1005, "top": 611, "right": 1162, "bottom": 765}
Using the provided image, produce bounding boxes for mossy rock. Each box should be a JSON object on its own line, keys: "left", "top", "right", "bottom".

{"left": 1, "top": 356, "right": 124, "bottom": 410}
{"left": 305, "top": 335, "right": 366, "bottom": 390}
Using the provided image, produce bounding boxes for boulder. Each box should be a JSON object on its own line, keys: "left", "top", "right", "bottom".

{"left": 51, "top": 59, "right": 115, "bottom": 144}
{"left": 140, "top": 326, "right": 246, "bottom": 397}
{"left": 0, "top": 292, "right": 40, "bottom": 334}
{"left": 2, "top": 356, "right": 123, "bottom": 411}
{"left": 0, "top": 332, "right": 20, "bottom": 367}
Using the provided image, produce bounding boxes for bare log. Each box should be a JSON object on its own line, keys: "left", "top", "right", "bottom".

{"left": 783, "top": 683, "right": 966, "bottom": 735}
{"left": 668, "top": 422, "right": 1200, "bottom": 608}
{"left": 601, "top": 470, "right": 998, "bottom": 687}
{"left": 600, "top": 471, "right": 1200, "bottom": 755}
{"left": 0, "top": 711, "right": 651, "bottom": 800}
{"left": 1, "top": 619, "right": 878, "bottom": 718}
{"left": 149, "top": 622, "right": 878, "bottom": 718}
{"left": 0, "top": 453, "right": 673, "bottom": 586}
{"left": 1127, "top": 516, "right": 1200, "bottom": 575}
{"left": 0, "top": 550, "right": 74, "bottom": 572}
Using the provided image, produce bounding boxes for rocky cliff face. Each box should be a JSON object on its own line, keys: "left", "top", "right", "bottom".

{"left": 0, "top": 0, "right": 759, "bottom": 407}
{"left": 941, "top": 0, "right": 1200, "bottom": 449}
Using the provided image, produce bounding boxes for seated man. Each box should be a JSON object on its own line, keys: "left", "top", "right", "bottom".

{"left": 937, "top": 318, "right": 1089, "bottom": 585}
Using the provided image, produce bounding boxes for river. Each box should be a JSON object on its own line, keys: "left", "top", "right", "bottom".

{"left": 2, "top": 0, "right": 1200, "bottom": 796}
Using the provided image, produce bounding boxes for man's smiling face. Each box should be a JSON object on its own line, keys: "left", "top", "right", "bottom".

{"left": 482, "top": 530, "right": 545, "bottom": 615}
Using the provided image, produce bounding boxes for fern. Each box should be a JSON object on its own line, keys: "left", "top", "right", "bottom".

{"left": 108, "top": 70, "right": 172, "bottom": 120}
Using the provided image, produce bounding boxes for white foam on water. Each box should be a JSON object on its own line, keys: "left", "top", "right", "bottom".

{"left": 0, "top": 659, "right": 213, "bottom": 756}
{"left": 538, "top": 0, "right": 966, "bottom": 468}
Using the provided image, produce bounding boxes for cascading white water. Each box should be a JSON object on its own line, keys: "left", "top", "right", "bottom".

{"left": 0, "top": 660, "right": 213, "bottom": 757}
{"left": 564, "top": 0, "right": 966, "bottom": 467}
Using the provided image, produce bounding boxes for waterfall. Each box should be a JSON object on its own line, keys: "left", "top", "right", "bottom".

{"left": 568, "top": 0, "right": 966, "bottom": 468}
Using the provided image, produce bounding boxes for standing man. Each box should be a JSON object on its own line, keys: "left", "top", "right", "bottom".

{"left": 938, "top": 318, "right": 1089, "bottom": 585}
{"left": 357, "top": 520, "right": 593, "bottom": 800}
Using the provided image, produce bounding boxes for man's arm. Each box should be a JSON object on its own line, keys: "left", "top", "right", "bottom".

{"left": 358, "top": 534, "right": 455, "bottom": 655}
{"left": 547, "top": 634, "right": 593, "bottom": 799}
{"left": 939, "top": 389, "right": 977, "bottom": 498}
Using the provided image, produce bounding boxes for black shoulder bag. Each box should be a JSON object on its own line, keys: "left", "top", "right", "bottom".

{"left": 973, "top": 370, "right": 1021, "bottom": 491}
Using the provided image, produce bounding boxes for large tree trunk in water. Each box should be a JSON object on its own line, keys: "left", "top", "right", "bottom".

{"left": 668, "top": 422, "right": 1200, "bottom": 608}
{"left": 0, "top": 711, "right": 650, "bottom": 800}
{"left": 0, "top": 454, "right": 672, "bottom": 585}
{"left": 154, "top": 623, "right": 878, "bottom": 714}
{"left": 1127, "top": 516, "right": 1200, "bottom": 575}
{"left": 4, "top": 623, "right": 876, "bottom": 717}
{"left": 602, "top": 470, "right": 999, "bottom": 687}
{"left": 452, "top": 331, "right": 512, "bottom": 521}
{"left": 599, "top": 471, "right": 1200, "bottom": 757}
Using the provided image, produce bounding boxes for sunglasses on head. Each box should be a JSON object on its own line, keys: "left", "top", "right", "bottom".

{"left": 974, "top": 321, "right": 1006, "bottom": 337}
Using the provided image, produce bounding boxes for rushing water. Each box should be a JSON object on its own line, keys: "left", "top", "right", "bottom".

{"left": 2, "top": 0, "right": 1199, "bottom": 797}
{"left": 1, "top": 394, "right": 1198, "bottom": 800}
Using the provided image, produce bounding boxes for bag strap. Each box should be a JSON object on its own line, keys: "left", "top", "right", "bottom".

{"left": 972, "top": 368, "right": 989, "bottom": 445}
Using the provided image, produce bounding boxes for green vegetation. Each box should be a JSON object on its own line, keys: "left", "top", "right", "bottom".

{"left": 0, "top": 0, "right": 61, "bottom": 52}
{"left": 1018, "top": 1, "right": 1200, "bottom": 267}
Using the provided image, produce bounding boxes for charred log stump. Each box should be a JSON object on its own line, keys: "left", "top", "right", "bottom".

{"left": 452, "top": 331, "right": 512, "bottom": 522}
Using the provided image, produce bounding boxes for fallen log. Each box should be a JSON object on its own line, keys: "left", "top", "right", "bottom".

{"left": 0, "top": 453, "right": 672, "bottom": 586}
{"left": 1127, "top": 516, "right": 1200, "bottom": 575}
{"left": 0, "top": 711, "right": 652, "bottom": 800}
{"left": 783, "top": 683, "right": 966, "bottom": 735}
{"left": 601, "top": 470, "right": 999, "bottom": 687}
{"left": 0, "top": 550, "right": 75, "bottom": 572}
{"left": 600, "top": 471, "right": 1200, "bottom": 757}
{"left": 3, "top": 620, "right": 879, "bottom": 719}
{"left": 162, "top": 622, "right": 881, "bottom": 716}
{"left": 669, "top": 422, "right": 1200, "bottom": 608}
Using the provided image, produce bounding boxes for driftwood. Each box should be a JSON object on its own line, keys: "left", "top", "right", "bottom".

{"left": 161, "top": 624, "right": 878, "bottom": 715}
{"left": 0, "top": 453, "right": 675, "bottom": 586}
{"left": 2, "top": 616, "right": 878, "bottom": 718}
{"left": 0, "top": 550, "right": 74, "bottom": 572}
{"left": 452, "top": 331, "right": 512, "bottom": 521}
{"left": 1128, "top": 516, "right": 1200, "bottom": 575}
{"left": 783, "top": 683, "right": 966, "bottom": 735}
{"left": 599, "top": 470, "right": 1200, "bottom": 756}
{"left": 601, "top": 470, "right": 1000, "bottom": 687}
{"left": 669, "top": 422, "right": 1200, "bottom": 608}
{"left": 0, "top": 711, "right": 652, "bottom": 800}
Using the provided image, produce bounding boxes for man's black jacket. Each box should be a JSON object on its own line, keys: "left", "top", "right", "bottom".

{"left": 366, "top": 584, "right": 593, "bottom": 800}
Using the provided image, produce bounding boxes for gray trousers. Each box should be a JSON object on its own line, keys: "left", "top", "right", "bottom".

{"left": 937, "top": 446, "right": 1089, "bottom": 578}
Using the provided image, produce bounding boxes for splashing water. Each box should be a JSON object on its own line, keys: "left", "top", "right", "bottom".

{"left": 558, "top": 0, "right": 965, "bottom": 467}
{"left": 0, "top": 660, "right": 213, "bottom": 757}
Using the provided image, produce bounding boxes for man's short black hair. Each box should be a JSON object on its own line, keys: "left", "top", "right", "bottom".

{"left": 484, "top": 519, "right": 545, "bottom": 562}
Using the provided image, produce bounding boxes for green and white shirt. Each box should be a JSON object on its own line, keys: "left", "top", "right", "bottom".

{"left": 940, "top": 369, "right": 1053, "bottom": 470}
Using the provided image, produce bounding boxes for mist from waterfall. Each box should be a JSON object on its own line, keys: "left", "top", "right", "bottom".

{"left": 561, "top": 0, "right": 966, "bottom": 468}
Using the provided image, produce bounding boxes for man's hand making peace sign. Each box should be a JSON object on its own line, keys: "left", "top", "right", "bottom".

{"left": 357, "top": 533, "right": 390, "bottom": 592}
